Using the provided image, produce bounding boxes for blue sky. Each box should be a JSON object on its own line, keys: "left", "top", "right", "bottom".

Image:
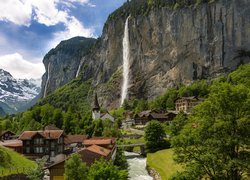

{"left": 0, "top": 0, "right": 126, "bottom": 79}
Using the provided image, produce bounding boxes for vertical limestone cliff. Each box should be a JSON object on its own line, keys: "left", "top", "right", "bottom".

{"left": 41, "top": 0, "right": 250, "bottom": 107}
{"left": 41, "top": 37, "right": 96, "bottom": 97}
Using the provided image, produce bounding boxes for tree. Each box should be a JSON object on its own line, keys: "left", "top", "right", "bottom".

{"left": 88, "top": 158, "right": 127, "bottom": 180}
{"left": 169, "top": 112, "right": 188, "bottom": 136}
{"left": 171, "top": 83, "right": 250, "bottom": 179}
{"left": 27, "top": 157, "right": 47, "bottom": 180}
{"left": 64, "top": 154, "right": 88, "bottom": 180}
{"left": 144, "top": 120, "right": 167, "bottom": 152}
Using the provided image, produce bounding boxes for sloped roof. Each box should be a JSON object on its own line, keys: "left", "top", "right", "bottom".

{"left": 19, "top": 130, "right": 64, "bottom": 140}
{"left": 86, "top": 144, "right": 111, "bottom": 157}
{"left": 0, "top": 130, "right": 15, "bottom": 136}
{"left": 83, "top": 138, "right": 112, "bottom": 146}
{"left": 64, "top": 135, "right": 88, "bottom": 145}
{"left": 150, "top": 113, "right": 168, "bottom": 119}
{"left": 0, "top": 139, "right": 22, "bottom": 147}
{"left": 175, "top": 96, "right": 203, "bottom": 102}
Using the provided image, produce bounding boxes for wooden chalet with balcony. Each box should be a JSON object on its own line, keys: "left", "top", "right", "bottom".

{"left": 19, "top": 130, "right": 64, "bottom": 161}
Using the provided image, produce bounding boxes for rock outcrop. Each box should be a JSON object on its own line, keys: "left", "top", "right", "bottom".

{"left": 41, "top": 0, "right": 250, "bottom": 108}
{"left": 41, "top": 36, "right": 96, "bottom": 97}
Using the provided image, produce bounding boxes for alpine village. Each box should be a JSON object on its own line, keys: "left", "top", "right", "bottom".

{"left": 0, "top": 0, "right": 250, "bottom": 180}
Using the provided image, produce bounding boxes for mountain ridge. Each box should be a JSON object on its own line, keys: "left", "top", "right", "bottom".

{"left": 0, "top": 69, "right": 41, "bottom": 114}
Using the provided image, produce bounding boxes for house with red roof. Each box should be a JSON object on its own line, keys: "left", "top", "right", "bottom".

{"left": 47, "top": 137, "right": 117, "bottom": 180}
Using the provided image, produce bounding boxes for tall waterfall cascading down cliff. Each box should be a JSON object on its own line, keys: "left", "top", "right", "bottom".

{"left": 121, "top": 16, "right": 130, "bottom": 106}
{"left": 76, "top": 60, "right": 83, "bottom": 78}
{"left": 43, "top": 62, "right": 51, "bottom": 98}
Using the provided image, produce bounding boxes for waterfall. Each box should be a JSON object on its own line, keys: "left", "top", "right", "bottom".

{"left": 43, "top": 63, "right": 51, "bottom": 98}
{"left": 121, "top": 16, "right": 130, "bottom": 106}
{"left": 76, "top": 60, "right": 83, "bottom": 78}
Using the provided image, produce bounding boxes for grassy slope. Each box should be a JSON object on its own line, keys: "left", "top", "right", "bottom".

{"left": 0, "top": 146, "right": 36, "bottom": 177}
{"left": 147, "top": 149, "right": 183, "bottom": 180}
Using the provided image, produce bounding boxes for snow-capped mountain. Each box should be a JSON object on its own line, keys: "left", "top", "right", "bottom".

{"left": 0, "top": 69, "right": 41, "bottom": 114}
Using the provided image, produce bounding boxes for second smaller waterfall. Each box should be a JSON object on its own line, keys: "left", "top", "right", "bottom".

{"left": 43, "top": 63, "right": 51, "bottom": 98}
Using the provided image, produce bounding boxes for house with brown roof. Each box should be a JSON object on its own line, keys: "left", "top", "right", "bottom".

{"left": 134, "top": 110, "right": 177, "bottom": 125}
{"left": 83, "top": 137, "right": 116, "bottom": 150}
{"left": 175, "top": 96, "right": 203, "bottom": 113}
{"left": 47, "top": 137, "right": 117, "bottom": 180}
{"left": 19, "top": 130, "right": 64, "bottom": 161}
{"left": 0, "top": 130, "right": 16, "bottom": 141}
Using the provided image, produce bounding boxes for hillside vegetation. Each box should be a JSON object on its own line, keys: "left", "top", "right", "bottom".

{"left": 0, "top": 146, "right": 36, "bottom": 177}
{"left": 108, "top": 0, "right": 217, "bottom": 21}
{"left": 0, "top": 63, "right": 249, "bottom": 135}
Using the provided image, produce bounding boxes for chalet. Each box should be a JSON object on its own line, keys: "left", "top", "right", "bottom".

{"left": 92, "top": 93, "right": 115, "bottom": 123}
{"left": 0, "top": 130, "right": 16, "bottom": 141}
{"left": 47, "top": 137, "right": 117, "bottom": 180}
{"left": 134, "top": 110, "right": 177, "bottom": 125}
{"left": 175, "top": 96, "right": 203, "bottom": 113}
{"left": 19, "top": 130, "right": 64, "bottom": 161}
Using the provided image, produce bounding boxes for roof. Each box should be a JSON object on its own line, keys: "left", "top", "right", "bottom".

{"left": 0, "top": 139, "right": 23, "bottom": 147}
{"left": 19, "top": 130, "right": 64, "bottom": 140}
{"left": 0, "top": 130, "right": 15, "bottom": 136}
{"left": 85, "top": 144, "right": 111, "bottom": 157}
{"left": 150, "top": 113, "right": 168, "bottom": 119}
{"left": 175, "top": 96, "right": 203, "bottom": 102}
{"left": 83, "top": 138, "right": 112, "bottom": 146}
{"left": 64, "top": 135, "right": 88, "bottom": 145}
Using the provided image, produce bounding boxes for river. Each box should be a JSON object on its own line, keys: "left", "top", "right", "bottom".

{"left": 125, "top": 151, "right": 153, "bottom": 180}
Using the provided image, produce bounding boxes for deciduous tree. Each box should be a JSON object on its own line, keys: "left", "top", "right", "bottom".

{"left": 172, "top": 83, "right": 250, "bottom": 179}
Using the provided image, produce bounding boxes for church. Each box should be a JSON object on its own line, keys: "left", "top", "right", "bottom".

{"left": 92, "top": 93, "right": 114, "bottom": 123}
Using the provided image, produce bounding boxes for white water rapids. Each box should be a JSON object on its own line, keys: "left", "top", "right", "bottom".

{"left": 125, "top": 151, "right": 153, "bottom": 180}
{"left": 43, "top": 62, "right": 51, "bottom": 98}
{"left": 121, "top": 16, "right": 130, "bottom": 106}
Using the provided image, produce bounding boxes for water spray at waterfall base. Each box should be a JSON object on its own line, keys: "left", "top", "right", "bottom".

{"left": 121, "top": 16, "right": 130, "bottom": 106}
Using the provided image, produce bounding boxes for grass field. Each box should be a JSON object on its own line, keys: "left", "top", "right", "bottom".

{"left": 0, "top": 146, "right": 36, "bottom": 177}
{"left": 147, "top": 149, "right": 183, "bottom": 180}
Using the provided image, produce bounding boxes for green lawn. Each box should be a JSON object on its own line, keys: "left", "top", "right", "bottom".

{"left": 0, "top": 146, "right": 36, "bottom": 177}
{"left": 147, "top": 149, "right": 183, "bottom": 180}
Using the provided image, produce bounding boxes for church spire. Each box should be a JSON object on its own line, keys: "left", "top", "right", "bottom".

{"left": 92, "top": 92, "right": 100, "bottom": 111}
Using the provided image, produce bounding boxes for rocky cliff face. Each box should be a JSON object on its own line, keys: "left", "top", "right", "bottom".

{"left": 41, "top": 36, "right": 96, "bottom": 97}
{"left": 41, "top": 0, "right": 250, "bottom": 108}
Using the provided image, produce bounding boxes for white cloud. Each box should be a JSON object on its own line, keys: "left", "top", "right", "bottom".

{"left": 31, "top": 0, "right": 69, "bottom": 26}
{"left": 49, "top": 16, "right": 95, "bottom": 49}
{"left": 0, "top": 0, "right": 32, "bottom": 26}
{"left": 0, "top": 53, "right": 45, "bottom": 79}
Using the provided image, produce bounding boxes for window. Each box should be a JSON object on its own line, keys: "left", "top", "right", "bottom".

{"left": 34, "top": 138, "right": 44, "bottom": 145}
{"left": 25, "top": 147, "right": 30, "bottom": 153}
{"left": 58, "top": 145, "right": 63, "bottom": 153}
{"left": 51, "top": 151, "right": 55, "bottom": 157}
{"left": 26, "top": 140, "right": 30, "bottom": 145}
{"left": 58, "top": 137, "right": 63, "bottom": 144}
{"left": 51, "top": 142, "right": 55, "bottom": 148}
{"left": 34, "top": 147, "right": 43, "bottom": 154}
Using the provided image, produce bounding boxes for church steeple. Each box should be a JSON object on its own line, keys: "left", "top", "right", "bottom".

{"left": 92, "top": 92, "right": 100, "bottom": 111}
{"left": 92, "top": 93, "right": 100, "bottom": 120}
